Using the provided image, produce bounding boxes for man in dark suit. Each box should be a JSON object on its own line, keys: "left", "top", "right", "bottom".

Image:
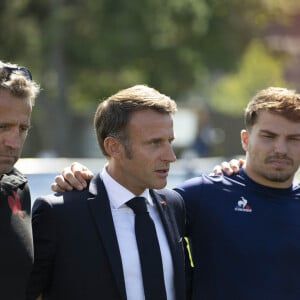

{"left": 0, "top": 61, "right": 40, "bottom": 300}
{"left": 27, "top": 85, "right": 189, "bottom": 300}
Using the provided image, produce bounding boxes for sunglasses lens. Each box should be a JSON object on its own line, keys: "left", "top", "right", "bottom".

{"left": 19, "top": 67, "right": 32, "bottom": 81}
{"left": 1, "top": 66, "right": 32, "bottom": 81}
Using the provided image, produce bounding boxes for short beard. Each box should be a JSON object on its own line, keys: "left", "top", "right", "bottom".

{"left": 261, "top": 170, "right": 293, "bottom": 183}
{"left": 263, "top": 155, "right": 294, "bottom": 183}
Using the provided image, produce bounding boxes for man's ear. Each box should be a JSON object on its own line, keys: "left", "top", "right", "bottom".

{"left": 103, "top": 136, "right": 124, "bottom": 158}
{"left": 241, "top": 129, "right": 249, "bottom": 152}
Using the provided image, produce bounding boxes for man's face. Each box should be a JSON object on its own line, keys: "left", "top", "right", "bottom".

{"left": 108, "top": 109, "right": 176, "bottom": 195}
{"left": 0, "top": 89, "right": 31, "bottom": 174}
{"left": 242, "top": 111, "right": 300, "bottom": 188}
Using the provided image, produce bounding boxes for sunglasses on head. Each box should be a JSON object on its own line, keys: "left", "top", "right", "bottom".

{"left": 1, "top": 65, "right": 32, "bottom": 81}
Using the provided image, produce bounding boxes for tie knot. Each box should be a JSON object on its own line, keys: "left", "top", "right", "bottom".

{"left": 127, "top": 197, "right": 147, "bottom": 214}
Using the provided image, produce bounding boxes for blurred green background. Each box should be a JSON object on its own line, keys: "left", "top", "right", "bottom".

{"left": 1, "top": 0, "right": 300, "bottom": 159}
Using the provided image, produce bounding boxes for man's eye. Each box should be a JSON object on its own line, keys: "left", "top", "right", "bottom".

{"left": 289, "top": 137, "right": 300, "bottom": 142}
{"left": 20, "top": 126, "right": 30, "bottom": 133}
{"left": 261, "top": 134, "right": 274, "bottom": 139}
{"left": 0, "top": 124, "right": 8, "bottom": 130}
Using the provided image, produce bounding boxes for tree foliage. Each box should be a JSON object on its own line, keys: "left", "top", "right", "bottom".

{"left": 210, "top": 40, "right": 287, "bottom": 116}
{"left": 0, "top": 0, "right": 298, "bottom": 155}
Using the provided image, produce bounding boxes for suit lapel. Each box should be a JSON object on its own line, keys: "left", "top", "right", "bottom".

{"left": 151, "top": 190, "right": 181, "bottom": 252}
{"left": 151, "top": 190, "right": 186, "bottom": 300}
{"left": 87, "top": 174, "right": 127, "bottom": 300}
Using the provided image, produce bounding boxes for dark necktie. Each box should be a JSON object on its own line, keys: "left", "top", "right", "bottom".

{"left": 126, "top": 197, "right": 167, "bottom": 300}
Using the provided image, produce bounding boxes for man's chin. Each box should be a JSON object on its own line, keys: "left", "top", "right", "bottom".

{"left": 265, "top": 171, "right": 293, "bottom": 183}
{"left": 153, "top": 180, "right": 168, "bottom": 190}
{"left": 0, "top": 161, "right": 16, "bottom": 175}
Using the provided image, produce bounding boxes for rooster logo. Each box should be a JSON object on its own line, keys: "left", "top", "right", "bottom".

{"left": 237, "top": 197, "right": 249, "bottom": 208}
{"left": 234, "top": 196, "right": 252, "bottom": 212}
{"left": 7, "top": 191, "right": 24, "bottom": 219}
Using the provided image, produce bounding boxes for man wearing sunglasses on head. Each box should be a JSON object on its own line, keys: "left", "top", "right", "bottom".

{"left": 0, "top": 60, "right": 40, "bottom": 300}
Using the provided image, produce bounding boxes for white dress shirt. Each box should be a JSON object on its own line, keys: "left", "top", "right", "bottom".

{"left": 101, "top": 167, "right": 175, "bottom": 300}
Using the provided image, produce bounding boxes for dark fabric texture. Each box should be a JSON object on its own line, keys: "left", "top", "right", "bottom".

{"left": 175, "top": 169, "right": 300, "bottom": 300}
{"left": 0, "top": 168, "right": 33, "bottom": 300}
{"left": 27, "top": 174, "right": 189, "bottom": 300}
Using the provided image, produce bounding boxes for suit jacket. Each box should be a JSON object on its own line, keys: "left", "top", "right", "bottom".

{"left": 0, "top": 168, "right": 33, "bottom": 300}
{"left": 26, "top": 173, "right": 189, "bottom": 300}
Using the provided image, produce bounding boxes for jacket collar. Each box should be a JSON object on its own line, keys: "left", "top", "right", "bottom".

{"left": 0, "top": 167, "right": 27, "bottom": 194}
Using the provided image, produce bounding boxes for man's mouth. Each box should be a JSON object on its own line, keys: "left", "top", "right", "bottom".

{"left": 155, "top": 169, "right": 169, "bottom": 177}
{"left": 267, "top": 158, "right": 292, "bottom": 169}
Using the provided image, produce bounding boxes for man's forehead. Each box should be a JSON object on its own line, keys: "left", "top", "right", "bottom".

{"left": 254, "top": 111, "right": 300, "bottom": 134}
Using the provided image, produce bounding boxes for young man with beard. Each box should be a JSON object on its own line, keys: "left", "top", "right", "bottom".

{"left": 175, "top": 86, "right": 300, "bottom": 299}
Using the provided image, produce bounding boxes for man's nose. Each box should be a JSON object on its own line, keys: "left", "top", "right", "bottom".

{"left": 274, "top": 138, "right": 288, "bottom": 154}
{"left": 162, "top": 144, "right": 177, "bottom": 162}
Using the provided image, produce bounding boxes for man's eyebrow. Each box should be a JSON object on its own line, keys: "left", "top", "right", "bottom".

{"left": 258, "top": 129, "right": 276, "bottom": 134}
{"left": 259, "top": 129, "right": 300, "bottom": 137}
{"left": 288, "top": 133, "right": 300, "bottom": 138}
